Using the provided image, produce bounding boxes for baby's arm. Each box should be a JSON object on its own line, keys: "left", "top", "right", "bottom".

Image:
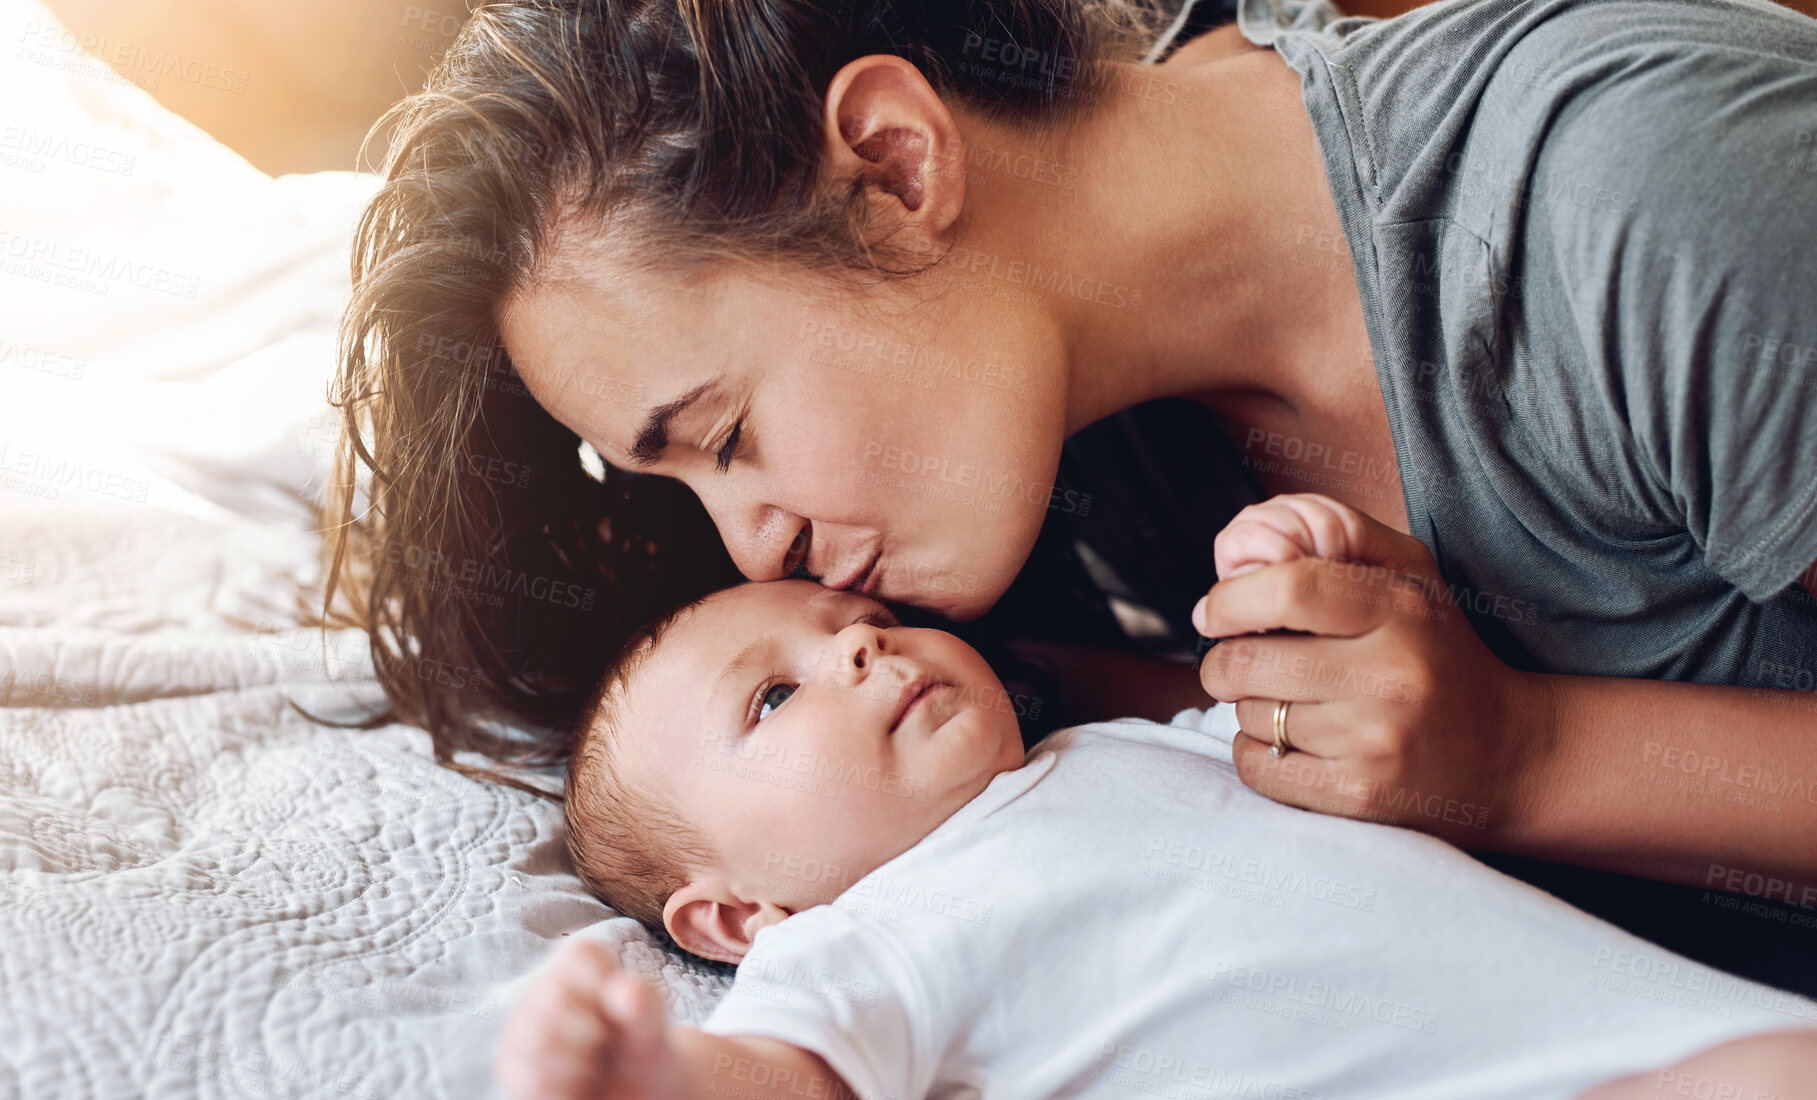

{"left": 497, "top": 938, "right": 851, "bottom": 1100}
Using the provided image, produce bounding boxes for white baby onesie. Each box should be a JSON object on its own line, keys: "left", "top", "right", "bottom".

{"left": 700, "top": 706, "right": 1816, "bottom": 1100}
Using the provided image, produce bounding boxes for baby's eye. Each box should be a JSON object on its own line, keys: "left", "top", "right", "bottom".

{"left": 757, "top": 682, "right": 796, "bottom": 721}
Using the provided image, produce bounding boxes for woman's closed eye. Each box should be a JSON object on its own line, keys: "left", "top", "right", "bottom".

{"left": 713, "top": 418, "right": 745, "bottom": 473}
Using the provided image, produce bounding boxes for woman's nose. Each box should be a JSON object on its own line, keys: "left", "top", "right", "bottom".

{"left": 693, "top": 483, "right": 802, "bottom": 581}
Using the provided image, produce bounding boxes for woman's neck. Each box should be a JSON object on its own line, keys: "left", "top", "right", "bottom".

{"left": 953, "top": 50, "right": 1371, "bottom": 438}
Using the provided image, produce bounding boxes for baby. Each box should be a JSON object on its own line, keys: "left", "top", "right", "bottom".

{"left": 499, "top": 497, "right": 1817, "bottom": 1100}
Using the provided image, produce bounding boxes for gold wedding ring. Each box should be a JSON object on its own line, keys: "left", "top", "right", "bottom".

{"left": 1270, "top": 700, "right": 1293, "bottom": 758}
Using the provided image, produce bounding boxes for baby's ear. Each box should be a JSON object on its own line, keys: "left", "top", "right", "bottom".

{"left": 663, "top": 883, "right": 792, "bottom": 964}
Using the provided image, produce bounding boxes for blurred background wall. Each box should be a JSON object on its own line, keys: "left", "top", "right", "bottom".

{"left": 36, "top": 0, "right": 477, "bottom": 175}
{"left": 35, "top": 0, "right": 1817, "bottom": 178}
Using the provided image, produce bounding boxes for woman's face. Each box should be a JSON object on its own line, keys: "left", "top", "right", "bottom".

{"left": 499, "top": 254, "right": 1071, "bottom": 620}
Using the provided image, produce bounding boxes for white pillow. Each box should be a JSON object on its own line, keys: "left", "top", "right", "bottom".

{"left": 1, "top": 0, "right": 379, "bottom": 526}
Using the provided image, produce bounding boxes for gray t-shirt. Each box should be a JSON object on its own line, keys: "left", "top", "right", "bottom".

{"left": 1237, "top": 0, "right": 1817, "bottom": 687}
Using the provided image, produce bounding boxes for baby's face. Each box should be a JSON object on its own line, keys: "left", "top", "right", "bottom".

{"left": 620, "top": 580, "right": 1026, "bottom": 910}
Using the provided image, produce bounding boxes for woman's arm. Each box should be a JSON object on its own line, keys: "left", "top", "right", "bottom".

{"left": 1511, "top": 657, "right": 1817, "bottom": 891}
{"left": 1195, "top": 515, "right": 1817, "bottom": 892}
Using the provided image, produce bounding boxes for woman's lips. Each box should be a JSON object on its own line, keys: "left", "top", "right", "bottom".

{"left": 783, "top": 528, "right": 810, "bottom": 578}
{"left": 856, "top": 553, "right": 882, "bottom": 596}
{"left": 831, "top": 548, "right": 879, "bottom": 594}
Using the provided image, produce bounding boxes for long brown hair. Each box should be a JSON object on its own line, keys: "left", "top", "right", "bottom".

{"left": 323, "top": 0, "right": 1179, "bottom": 795}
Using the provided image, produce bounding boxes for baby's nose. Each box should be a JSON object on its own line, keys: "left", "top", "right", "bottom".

{"left": 830, "top": 620, "right": 892, "bottom": 678}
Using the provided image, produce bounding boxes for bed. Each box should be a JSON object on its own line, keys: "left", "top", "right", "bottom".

{"left": 0, "top": 1, "right": 731, "bottom": 1095}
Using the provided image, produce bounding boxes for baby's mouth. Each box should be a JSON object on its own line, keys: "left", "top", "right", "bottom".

{"left": 887, "top": 678, "right": 948, "bottom": 734}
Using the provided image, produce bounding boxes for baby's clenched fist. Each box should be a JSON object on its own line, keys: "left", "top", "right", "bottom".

{"left": 496, "top": 937, "right": 678, "bottom": 1100}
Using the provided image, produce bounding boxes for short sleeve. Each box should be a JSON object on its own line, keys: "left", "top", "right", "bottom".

{"left": 700, "top": 908, "right": 943, "bottom": 1100}
{"left": 1533, "top": 14, "right": 1817, "bottom": 600}
{"left": 1237, "top": 0, "right": 1370, "bottom": 44}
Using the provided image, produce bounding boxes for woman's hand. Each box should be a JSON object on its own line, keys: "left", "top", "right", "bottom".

{"left": 496, "top": 938, "right": 680, "bottom": 1100}
{"left": 1194, "top": 494, "right": 1553, "bottom": 846}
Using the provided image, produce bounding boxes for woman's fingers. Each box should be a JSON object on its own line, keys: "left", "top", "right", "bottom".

{"left": 1197, "top": 558, "right": 1395, "bottom": 641}
{"left": 1199, "top": 493, "right": 1521, "bottom": 847}
{"left": 1231, "top": 731, "right": 1373, "bottom": 816}
{"left": 1199, "top": 631, "right": 1358, "bottom": 704}
{"left": 1234, "top": 726, "right": 1499, "bottom": 839}
{"left": 1198, "top": 493, "right": 1443, "bottom": 639}
{"left": 1231, "top": 698, "right": 1355, "bottom": 759}
{"left": 1207, "top": 631, "right": 1428, "bottom": 707}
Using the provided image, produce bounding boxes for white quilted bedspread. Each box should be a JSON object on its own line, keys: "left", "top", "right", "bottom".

{"left": 0, "top": 508, "right": 733, "bottom": 1100}
{"left": 0, "top": 0, "right": 730, "bottom": 1093}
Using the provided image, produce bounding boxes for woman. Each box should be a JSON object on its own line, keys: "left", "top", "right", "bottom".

{"left": 328, "top": 0, "right": 1817, "bottom": 991}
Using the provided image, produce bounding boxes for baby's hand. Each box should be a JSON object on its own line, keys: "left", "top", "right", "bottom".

{"left": 496, "top": 937, "right": 678, "bottom": 1100}
{"left": 1212, "top": 493, "right": 1370, "bottom": 579}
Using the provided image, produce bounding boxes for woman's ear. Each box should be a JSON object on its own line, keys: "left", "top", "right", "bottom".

{"left": 820, "top": 54, "right": 967, "bottom": 247}
{"left": 663, "top": 881, "right": 794, "bottom": 964}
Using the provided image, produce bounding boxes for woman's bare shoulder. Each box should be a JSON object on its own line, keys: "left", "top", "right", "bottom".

{"left": 1159, "top": 23, "right": 1264, "bottom": 68}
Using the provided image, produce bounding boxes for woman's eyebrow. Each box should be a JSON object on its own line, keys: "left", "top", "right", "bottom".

{"left": 630, "top": 376, "right": 722, "bottom": 467}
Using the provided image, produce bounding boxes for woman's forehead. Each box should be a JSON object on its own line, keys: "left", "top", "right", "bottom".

{"left": 503, "top": 256, "right": 819, "bottom": 386}
{"left": 498, "top": 270, "right": 730, "bottom": 436}
{"left": 503, "top": 260, "right": 705, "bottom": 349}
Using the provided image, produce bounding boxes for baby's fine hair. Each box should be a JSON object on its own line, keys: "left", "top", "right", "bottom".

{"left": 565, "top": 597, "right": 718, "bottom": 932}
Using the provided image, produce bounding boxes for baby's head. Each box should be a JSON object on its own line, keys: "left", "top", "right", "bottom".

{"left": 565, "top": 579, "right": 1025, "bottom": 963}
